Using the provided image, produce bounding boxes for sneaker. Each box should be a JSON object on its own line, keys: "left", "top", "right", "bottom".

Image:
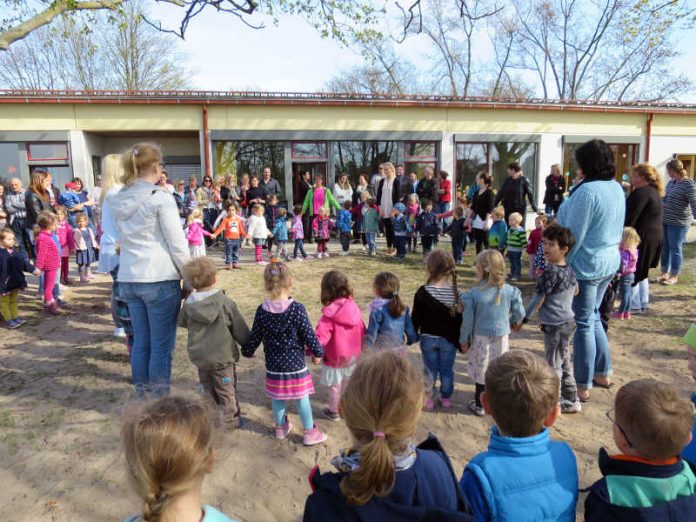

{"left": 510, "top": 276, "right": 520, "bottom": 281}
{"left": 80, "top": 274, "right": 89, "bottom": 283}
{"left": 339, "top": 251, "right": 349, "bottom": 256}
{"left": 610, "top": 312, "right": 626, "bottom": 320}
{"left": 6, "top": 319, "right": 20, "bottom": 329}
{"left": 303, "top": 423, "right": 328, "bottom": 446}
{"left": 560, "top": 400, "right": 582, "bottom": 414}
{"left": 321, "top": 408, "right": 341, "bottom": 422}
{"left": 232, "top": 263, "right": 240, "bottom": 269}
{"left": 305, "top": 254, "right": 314, "bottom": 260}
{"left": 13, "top": 318, "right": 27, "bottom": 327}
{"left": 44, "top": 301, "right": 61, "bottom": 315}
{"left": 274, "top": 418, "right": 292, "bottom": 440}
{"left": 256, "top": 261, "right": 268, "bottom": 266}
{"left": 624, "top": 312, "right": 632, "bottom": 320}
{"left": 56, "top": 298, "right": 69, "bottom": 308}
{"left": 424, "top": 398, "right": 435, "bottom": 411}
{"left": 440, "top": 397, "right": 452, "bottom": 409}
{"left": 113, "top": 327, "right": 126, "bottom": 338}
{"left": 226, "top": 263, "right": 234, "bottom": 270}
{"left": 468, "top": 399, "right": 485, "bottom": 417}
{"left": 324, "top": 252, "right": 330, "bottom": 258}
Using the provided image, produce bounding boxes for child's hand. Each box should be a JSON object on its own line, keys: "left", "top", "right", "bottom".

{"left": 311, "top": 357, "right": 322, "bottom": 366}
{"left": 511, "top": 322, "right": 523, "bottom": 332}
{"left": 458, "top": 343, "right": 470, "bottom": 353}
{"left": 33, "top": 269, "right": 40, "bottom": 276}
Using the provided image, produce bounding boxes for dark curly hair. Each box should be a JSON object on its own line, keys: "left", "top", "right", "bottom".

{"left": 542, "top": 222, "right": 575, "bottom": 252}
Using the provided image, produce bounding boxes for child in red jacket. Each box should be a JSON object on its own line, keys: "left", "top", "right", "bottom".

{"left": 55, "top": 206, "right": 74, "bottom": 285}
{"left": 34, "top": 211, "right": 62, "bottom": 314}
{"left": 314, "top": 270, "right": 366, "bottom": 421}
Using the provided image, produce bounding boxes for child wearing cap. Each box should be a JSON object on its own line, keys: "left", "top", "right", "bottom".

{"left": 585, "top": 379, "right": 696, "bottom": 521}
{"left": 58, "top": 182, "right": 85, "bottom": 227}
{"left": 391, "top": 202, "right": 411, "bottom": 259}
{"left": 682, "top": 324, "right": 696, "bottom": 466}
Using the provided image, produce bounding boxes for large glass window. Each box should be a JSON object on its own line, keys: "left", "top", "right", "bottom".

{"left": 215, "top": 141, "right": 286, "bottom": 199}
{"left": 291, "top": 141, "right": 327, "bottom": 159}
{"left": 455, "top": 143, "right": 488, "bottom": 196}
{"left": 27, "top": 142, "right": 69, "bottom": 161}
{"left": 0, "top": 143, "right": 21, "bottom": 181}
{"left": 333, "top": 141, "right": 398, "bottom": 185}
{"left": 563, "top": 142, "right": 638, "bottom": 182}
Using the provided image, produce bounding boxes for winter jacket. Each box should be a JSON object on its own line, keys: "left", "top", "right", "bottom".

{"left": 97, "top": 186, "right": 122, "bottom": 273}
{"left": 488, "top": 220, "right": 508, "bottom": 250}
{"left": 272, "top": 218, "right": 289, "bottom": 242}
{"left": 315, "top": 297, "right": 366, "bottom": 368}
{"left": 366, "top": 302, "right": 418, "bottom": 349}
{"left": 177, "top": 290, "right": 250, "bottom": 371}
{"left": 447, "top": 217, "right": 468, "bottom": 240}
{"left": 312, "top": 215, "right": 334, "bottom": 240}
{"left": 25, "top": 191, "right": 55, "bottom": 228}
{"left": 494, "top": 176, "right": 538, "bottom": 212}
{"left": 543, "top": 174, "right": 566, "bottom": 206}
{"left": 459, "top": 283, "right": 525, "bottom": 342}
{"left": 264, "top": 204, "right": 280, "bottom": 230}
{"left": 55, "top": 221, "right": 74, "bottom": 257}
{"left": 72, "top": 227, "right": 98, "bottom": 251}
{"left": 336, "top": 209, "right": 352, "bottom": 233}
{"left": 392, "top": 214, "right": 411, "bottom": 236}
{"left": 213, "top": 216, "right": 246, "bottom": 241}
{"left": 110, "top": 179, "right": 190, "bottom": 283}
{"left": 291, "top": 215, "right": 304, "bottom": 240}
{"left": 377, "top": 177, "right": 401, "bottom": 209}
{"left": 416, "top": 211, "right": 439, "bottom": 237}
{"left": 304, "top": 434, "right": 474, "bottom": 522}
{"left": 362, "top": 207, "right": 380, "bottom": 234}
{"left": 302, "top": 187, "right": 340, "bottom": 215}
{"left": 58, "top": 191, "right": 84, "bottom": 227}
{"left": 333, "top": 184, "right": 354, "bottom": 207}
{"left": 35, "top": 230, "right": 60, "bottom": 271}
{"left": 0, "top": 247, "right": 35, "bottom": 293}
{"left": 411, "top": 286, "right": 462, "bottom": 345}
{"left": 4, "top": 188, "right": 26, "bottom": 222}
{"left": 585, "top": 448, "right": 696, "bottom": 522}
{"left": 526, "top": 227, "right": 543, "bottom": 255}
{"left": 506, "top": 226, "right": 527, "bottom": 252}
{"left": 619, "top": 248, "right": 638, "bottom": 276}
{"left": 682, "top": 393, "right": 696, "bottom": 466}
{"left": 245, "top": 214, "right": 270, "bottom": 240}
{"left": 461, "top": 426, "right": 578, "bottom": 522}
{"left": 417, "top": 177, "right": 439, "bottom": 204}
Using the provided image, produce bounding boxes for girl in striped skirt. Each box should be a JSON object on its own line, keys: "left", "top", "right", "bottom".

{"left": 242, "top": 261, "right": 328, "bottom": 446}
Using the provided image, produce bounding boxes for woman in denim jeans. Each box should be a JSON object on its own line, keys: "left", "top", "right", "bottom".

{"left": 557, "top": 140, "right": 625, "bottom": 402}
{"left": 111, "top": 143, "right": 190, "bottom": 397}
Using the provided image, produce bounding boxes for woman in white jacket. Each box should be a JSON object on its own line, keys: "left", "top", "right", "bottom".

{"left": 333, "top": 173, "right": 354, "bottom": 208}
{"left": 111, "top": 142, "right": 190, "bottom": 397}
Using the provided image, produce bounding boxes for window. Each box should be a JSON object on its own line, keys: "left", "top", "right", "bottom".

{"left": 405, "top": 141, "right": 437, "bottom": 158}
{"left": 563, "top": 142, "right": 638, "bottom": 182}
{"left": 40, "top": 165, "right": 73, "bottom": 189}
{"left": 291, "top": 142, "right": 327, "bottom": 159}
{"left": 455, "top": 144, "right": 488, "bottom": 196}
{"left": 214, "top": 141, "right": 286, "bottom": 199}
{"left": 0, "top": 143, "right": 20, "bottom": 181}
{"left": 27, "top": 143, "right": 69, "bottom": 161}
{"left": 333, "top": 141, "right": 398, "bottom": 186}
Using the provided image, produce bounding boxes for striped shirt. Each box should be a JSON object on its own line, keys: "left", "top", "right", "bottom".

{"left": 507, "top": 226, "right": 527, "bottom": 251}
{"left": 663, "top": 178, "right": 696, "bottom": 226}
{"left": 425, "top": 285, "right": 460, "bottom": 308}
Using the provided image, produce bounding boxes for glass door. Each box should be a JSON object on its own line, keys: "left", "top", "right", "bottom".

{"left": 292, "top": 162, "right": 327, "bottom": 206}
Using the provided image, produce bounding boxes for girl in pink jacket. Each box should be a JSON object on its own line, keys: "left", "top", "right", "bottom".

{"left": 186, "top": 208, "right": 212, "bottom": 258}
{"left": 34, "top": 212, "right": 62, "bottom": 314}
{"left": 315, "top": 270, "right": 366, "bottom": 421}
{"left": 55, "top": 207, "right": 74, "bottom": 285}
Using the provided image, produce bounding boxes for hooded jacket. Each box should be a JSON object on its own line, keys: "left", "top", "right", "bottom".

{"left": 315, "top": 297, "right": 366, "bottom": 368}
{"left": 177, "top": 290, "right": 250, "bottom": 370}
{"left": 110, "top": 180, "right": 189, "bottom": 283}
{"left": 0, "top": 247, "right": 35, "bottom": 293}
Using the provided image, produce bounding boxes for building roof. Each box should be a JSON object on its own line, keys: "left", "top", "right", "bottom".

{"left": 1, "top": 89, "right": 696, "bottom": 115}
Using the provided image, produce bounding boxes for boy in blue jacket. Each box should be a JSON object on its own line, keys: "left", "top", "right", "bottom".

{"left": 585, "top": 379, "right": 696, "bottom": 521}
{"left": 487, "top": 206, "right": 508, "bottom": 253}
{"left": 683, "top": 323, "right": 696, "bottom": 465}
{"left": 460, "top": 349, "right": 578, "bottom": 522}
{"left": 336, "top": 201, "right": 352, "bottom": 256}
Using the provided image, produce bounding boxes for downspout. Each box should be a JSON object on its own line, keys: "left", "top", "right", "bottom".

{"left": 645, "top": 112, "right": 653, "bottom": 163}
{"left": 202, "top": 105, "right": 212, "bottom": 178}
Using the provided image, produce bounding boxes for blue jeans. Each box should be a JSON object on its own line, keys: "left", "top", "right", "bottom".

{"left": 661, "top": 224, "right": 690, "bottom": 276}
{"left": 365, "top": 233, "right": 376, "bottom": 254}
{"left": 121, "top": 280, "right": 182, "bottom": 397}
{"left": 395, "top": 234, "right": 407, "bottom": 257}
{"left": 508, "top": 250, "right": 522, "bottom": 278}
{"left": 572, "top": 274, "right": 614, "bottom": 388}
{"left": 451, "top": 237, "right": 463, "bottom": 263}
{"left": 224, "top": 238, "right": 241, "bottom": 264}
{"left": 420, "top": 335, "right": 457, "bottom": 398}
{"left": 272, "top": 396, "right": 313, "bottom": 430}
{"left": 617, "top": 273, "right": 634, "bottom": 313}
{"left": 630, "top": 279, "right": 649, "bottom": 311}
{"left": 293, "top": 239, "right": 307, "bottom": 258}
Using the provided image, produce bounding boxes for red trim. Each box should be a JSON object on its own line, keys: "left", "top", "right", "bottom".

{"left": 202, "top": 106, "right": 211, "bottom": 178}
{"left": 645, "top": 113, "right": 654, "bottom": 161}
{"left": 308, "top": 465, "right": 319, "bottom": 492}
{"left": 610, "top": 454, "right": 679, "bottom": 466}
{"left": 27, "top": 142, "right": 68, "bottom": 161}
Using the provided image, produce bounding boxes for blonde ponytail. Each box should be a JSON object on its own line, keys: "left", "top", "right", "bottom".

{"left": 121, "top": 142, "right": 162, "bottom": 186}
{"left": 341, "top": 436, "right": 395, "bottom": 505}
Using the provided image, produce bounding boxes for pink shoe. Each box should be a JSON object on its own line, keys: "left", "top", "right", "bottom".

{"left": 274, "top": 419, "right": 292, "bottom": 440}
{"left": 440, "top": 397, "right": 452, "bottom": 409}
{"left": 624, "top": 312, "right": 631, "bottom": 320}
{"left": 256, "top": 261, "right": 268, "bottom": 266}
{"left": 80, "top": 274, "right": 89, "bottom": 283}
{"left": 424, "top": 398, "right": 435, "bottom": 411}
{"left": 610, "top": 312, "right": 625, "bottom": 320}
{"left": 302, "top": 423, "right": 328, "bottom": 446}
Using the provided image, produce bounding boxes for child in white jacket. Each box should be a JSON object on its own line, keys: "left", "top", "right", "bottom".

{"left": 246, "top": 204, "right": 272, "bottom": 266}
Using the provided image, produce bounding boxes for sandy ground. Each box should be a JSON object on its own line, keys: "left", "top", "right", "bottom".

{"left": 1, "top": 237, "right": 695, "bottom": 522}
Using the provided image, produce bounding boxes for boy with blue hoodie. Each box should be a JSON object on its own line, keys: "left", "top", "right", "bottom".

{"left": 683, "top": 323, "right": 696, "bottom": 465}
{"left": 336, "top": 201, "right": 353, "bottom": 256}
{"left": 585, "top": 379, "right": 696, "bottom": 521}
{"left": 461, "top": 349, "right": 578, "bottom": 522}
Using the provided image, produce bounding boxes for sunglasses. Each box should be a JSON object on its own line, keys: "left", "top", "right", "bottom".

{"left": 606, "top": 409, "right": 633, "bottom": 447}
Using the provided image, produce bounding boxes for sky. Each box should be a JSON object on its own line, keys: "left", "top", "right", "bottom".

{"left": 149, "top": 1, "right": 696, "bottom": 101}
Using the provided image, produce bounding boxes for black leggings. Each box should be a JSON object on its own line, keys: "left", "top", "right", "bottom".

{"left": 473, "top": 228, "right": 488, "bottom": 254}
{"left": 381, "top": 218, "right": 395, "bottom": 249}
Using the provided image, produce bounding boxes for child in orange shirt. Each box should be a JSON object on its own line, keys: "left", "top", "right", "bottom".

{"left": 212, "top": 202, "right": 248, "bottom": 269}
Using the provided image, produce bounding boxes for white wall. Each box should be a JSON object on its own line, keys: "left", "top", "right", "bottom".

{"left": 649, "top": 135, "right": 696, "bottom": 169}
{"left": 69, "top": 130, "right": 95, "bottom": 191}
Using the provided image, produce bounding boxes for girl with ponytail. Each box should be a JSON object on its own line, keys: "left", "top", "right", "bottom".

{"left": 412, "top": 250, "right": 463, "bottom": 411}
{"left": 304, "top": 351, "right": 473, "bottom": 521}
{"left": 365, "top": 272, "right": 418, "bottom": 351}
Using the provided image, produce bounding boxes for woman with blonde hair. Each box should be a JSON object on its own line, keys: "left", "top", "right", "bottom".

{"left": 624, "top": 163, "right": 663, "bottom": 312}
{"left": 376, "top": 162, "right": 400, "bottom": 255}
{"left": 303, "top": 351, "right": 471, "bottom": 520}
{"left": 111, "top": 142, "right": 189, "bottom": 397}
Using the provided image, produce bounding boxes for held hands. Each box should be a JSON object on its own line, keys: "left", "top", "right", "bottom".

{"left": 511, "top": 322, "right": 523, "bottom": 332}
{"left": 458, "top": 343, "right": 470, "bottom": 353}
{"left": 33, "top": 269, "right": 41, "bottom": 276}
{"left": 311, "top": 357, "right": 322, "bottom": 366}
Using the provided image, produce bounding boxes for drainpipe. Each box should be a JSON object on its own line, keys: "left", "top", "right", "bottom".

{"left": 202, "top": 105, "right": 212, "bottom": 178}
{"left": 645, "top": 112, "right": 653, "bottom": 163}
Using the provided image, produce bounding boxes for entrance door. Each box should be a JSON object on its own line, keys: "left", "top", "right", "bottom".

{"left": 292, "top": 162, "right": 327, "bottom": 206}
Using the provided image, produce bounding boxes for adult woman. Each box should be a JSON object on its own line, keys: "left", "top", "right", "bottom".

{"left": 494, "top": 161, "right": 538, "bottom": 225}
{"left": 417, "top": 166, "right": 438, "bottom": 205}
{"left": 659, "top": 159, "right": 696, "bottom": 285}
{"left": 297, "top": 170, "right": 313, "bottom": 240}
{"left": 26, "top": 170, "right": 56, "bottom": 257}
{"left": 238, "top": 173, "right": 251, "bottom": 216}
{"left": 302, "top": 175, "right": 340, "bottom": 243}
{"left": 471, "top": 172, "right": 495, "bottom": 254}
{"left": 97, "top": 154, "right": 128, "bottom": 338}
{"left": 195, "top": 175, "right": 215, "bottom": 238}
{"left": 333, "top": 173, "right": 353, "bottom": 207}
{"left": 185, "top": 175, "right": 198, "bottom": 217}
{"left": 111, "top": 143, "right": 189, "bottom": 397}
{"left": 376, "top": 162, "right": 400, "bottom": 256}
{"left": 244, "top": 176, "right": 267, "bottom": 208}
{"left": 436, "top": 170, "right": 452, "bottom": 234}
{"left": 624, "top": 164, "right": 663, "bottom": 312}
{"left": 220, "top": 174, "right": 239, "bottom": 203}
{"left": 73, "top": 177, "right": 95, "bottom": 226}
{"left": 543, "top": 164, "right": 566, "bottom": 215}
{"left": 557, "top": 139, "right": 625, "bottom": 402}
{"left": 173, "top": 179, "right": 188, "bottom": 225}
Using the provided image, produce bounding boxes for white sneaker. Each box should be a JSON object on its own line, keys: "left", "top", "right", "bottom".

{"left": 560, "top": 400, "right": 582, "bottom": 414}
{"left": 113, "top": 327, "right": 126, "bottom": 338}
{"left": 339, "top": 251, "right": 349, "bottom": 256}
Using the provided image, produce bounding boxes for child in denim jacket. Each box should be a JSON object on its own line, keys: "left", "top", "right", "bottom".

{"left": 366, "top": 272, "right": 418, "bottom": 350}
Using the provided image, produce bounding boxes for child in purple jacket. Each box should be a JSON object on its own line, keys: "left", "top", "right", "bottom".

{"left": 612, "top": 227, "right": 640, "bottom": 321}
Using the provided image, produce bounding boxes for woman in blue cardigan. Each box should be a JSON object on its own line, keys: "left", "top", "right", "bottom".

{"left": 557, "top": 140, "right": 625, "bottom": 402}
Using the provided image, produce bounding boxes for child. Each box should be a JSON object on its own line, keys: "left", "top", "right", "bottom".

{"left": 264, "top": 194, "right": 280, "bottom": 259}
{"left": 34, "top": 211, "right": 62, "bottom": 314}
{"left": 0, "top": 229, "right": 40, "bottom": 328}
{"left": 271, "top": 207, "right": 290, "bottom": 261}
{"left": 211, "top": 202, "right": 247, "bottom": 269}
{"left": 585, "top": 379, "right": 696, "bottom": 521}
{"left": 178, "top": 257, "right": 250, "bottom": 430}
{"left": 366, "top": 272, "right": 418, "bottom": 350}
{"left": 391, "top": 202, "right": 411, "bottom": 259}
{"left": 58, "top": 181, "right": 83, "bottom": 227}
{"left": 314, "top": 271, "right": 366, "bottom": 421}
{"left": 122, "top": 396, "right": 240, "bottom": 522}
{"left": 506, "top": 212, "right": 526, "bottom": 281}
{"left": 527, "top": 214, "right": 548, "bottom": 278}
{"left": 242, "top": 262, "right": 327, "bottom": 446}
{"left": 524, "top": 223, "right": 581, "bottom": 413}
{"left": 350, "top": 192, "right": 368, "bottom": 251}
{"left": 461, "top": 350, "right": 579, "bottom": 521}
{"left": 73, "top": 212, "right": 98, "bottom": 283}
{"left": 186, "top": 208, "right": 212, "bottom": 258}
{"left": 448, "top": 206, "right": 468, "bottom": 265}
{"left": 416, "top": 199, "right": 439, "bottom": 256}
{"left": 291, "top": 205, "right": 311, "bottom": 261}
{"left": 612, "top": 226, "right": 640, "bottom": 320}
{"left": 304, "top": 351, "right": 473, "bottom": 521}
{"left": 312, "top": 206, "right": 334, "bottom": 258}
{"left": 55, "top": 206, "right": 74, "bottom": 285}
{"left": 362, "top": 198, "right": 380, "bottom": 256}
{"left": 336, "top": 201, "right": 352, "bottom": 256}
{"left": 406, "top": 193, "right": 420, "bottom": 253}
{"left": 683, "top": 324, "right": 696, "bottom": 465}
{"left": 246, "top": 204, "right": 271, "bottom": 266}
{"left": 412, "top": 250, "right": 463, "bottom": 410}
{"left": 487, "top": 206, "right": 507, "bottom": 253}
{"left": 460, "top": 249, "right": 525, "bottom": 416}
